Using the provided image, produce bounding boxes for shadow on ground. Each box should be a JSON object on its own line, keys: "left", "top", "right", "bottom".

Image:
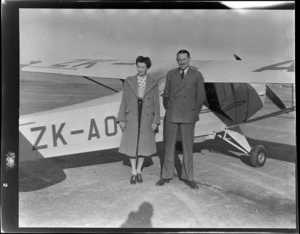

{"left": 19, "top": 147, "right": 126, "bottom": 192}
{"left": 120, "top": 202, "right": 153, "bottom": 228}
{"left": 19, "top": 133, "right": 295, "bottom": 192}
{"left": 19, "top": 132, "right": 127, "bottom": 192}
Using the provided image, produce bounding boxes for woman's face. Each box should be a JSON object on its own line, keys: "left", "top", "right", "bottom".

{"left": 137, "top": 62, "right": 148, "bottom": 76}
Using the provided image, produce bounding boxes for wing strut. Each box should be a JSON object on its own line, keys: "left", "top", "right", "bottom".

{"left": 266, "top": 86, "right": 286, "bottom": 110}
{"left": 233, "top": 54, "right": 287, "bottom": 110}
{"left": 227, "top": 106, "right": 295, "bottom": 129}
{"left": 82, "top": 76, "right": 119, "bottom": 93}
{"left": 120, "top": 79, "right": 125, "bottom": 86}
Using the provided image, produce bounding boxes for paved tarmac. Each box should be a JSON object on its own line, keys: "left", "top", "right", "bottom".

{"left": 19, "top": 114, "right": 296, "bottom": 229}
{"left": 19, "top": 71, "right": 297, "bottom": 229}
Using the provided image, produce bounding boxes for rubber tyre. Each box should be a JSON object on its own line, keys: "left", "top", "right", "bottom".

{"left": 249, "top": 145, "right": 266, "bottom": 167}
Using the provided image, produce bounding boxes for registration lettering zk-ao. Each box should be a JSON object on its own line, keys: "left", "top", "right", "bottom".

{"left": 88, "top": 118, "right": 100, "bottom": 140}
{"left": 30, "top": 117, "right": 118, "bottom": 150}
{"left": 31, "top": 124, "right": 68, "bottom": 150}
{"left": 31, "top": 126, "right": 47, "bottom": 150}
{"left": 52, "top": 123, "right": 67, "bottom": 147}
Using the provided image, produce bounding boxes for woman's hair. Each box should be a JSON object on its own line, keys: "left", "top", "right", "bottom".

{"left": 136, "top": 56, "right": 152, "bottom": 68}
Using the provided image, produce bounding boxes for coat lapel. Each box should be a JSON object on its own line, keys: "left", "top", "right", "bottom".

{"left": 126, "top": 75, "right": 139, "bottom": 97}
{"left": 176, "top": 68, "right": 193, "bottom": 92}
{"left": 143, "top": 75, "right": 158, "bottom": 97}
{"left": 174, "top": 69, "right": 183, "bottom": 92}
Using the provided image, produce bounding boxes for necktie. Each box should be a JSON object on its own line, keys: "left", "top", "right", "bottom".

{"left": 180, "top": 70, "right": 184, "bottom": 79}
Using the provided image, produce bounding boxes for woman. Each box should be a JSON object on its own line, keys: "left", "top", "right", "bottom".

{"left": 117, "top": 56, "right": 160, "bottom": 184}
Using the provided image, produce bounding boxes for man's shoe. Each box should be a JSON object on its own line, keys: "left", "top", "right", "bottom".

{"left": 155, "top": 178, "right": 171, "bottom": 186}
{"left": 185, "top": 180, "right": 199, "bottom": 189}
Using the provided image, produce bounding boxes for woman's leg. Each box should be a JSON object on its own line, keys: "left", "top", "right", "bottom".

{"left": 129, "top": 157, "right": 137, "bottom": 175}
{"left": 136, "top": 157, "right": 145, "bottom": 174}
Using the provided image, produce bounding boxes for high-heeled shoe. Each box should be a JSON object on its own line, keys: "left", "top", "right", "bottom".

{"left": 136, "top": 173, "right": 143, "bottom": 183}
{"left": 130, "top": 175, "right": 137, "bottom": 184}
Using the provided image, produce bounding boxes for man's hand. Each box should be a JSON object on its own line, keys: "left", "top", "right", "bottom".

{"left": 119, "top": 122, "right": 126, "bottom": 131}
{"left": 151, "top": 123, "right": 158, "bottom": 132}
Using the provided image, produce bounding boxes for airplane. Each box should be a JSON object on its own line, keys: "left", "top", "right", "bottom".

{"left": 19, "top": 55, "right": 295, "bottom": 168}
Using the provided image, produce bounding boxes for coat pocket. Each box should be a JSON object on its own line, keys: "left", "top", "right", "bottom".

{"left": 125, "top": 107, "right": 131, "bottom": 114}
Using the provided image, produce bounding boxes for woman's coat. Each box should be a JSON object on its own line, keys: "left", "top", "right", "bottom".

{"left": 117, "top": 75, "right": 160, "bottom": 157}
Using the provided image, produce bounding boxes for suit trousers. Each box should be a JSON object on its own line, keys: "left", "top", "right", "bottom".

{"left": 162, "top": 121, "right": 195, "bottom": 181}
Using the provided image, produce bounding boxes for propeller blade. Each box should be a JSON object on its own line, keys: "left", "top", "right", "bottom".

{"left": 266, "top": 85, "right": 286, "bottom": 110}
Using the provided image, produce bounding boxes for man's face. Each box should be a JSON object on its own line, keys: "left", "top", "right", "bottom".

{"left": 136, "top": 62, "right": 148, "bottom": 76}
{"left": 176, "top": 53, "right": 190, "bottom": 70}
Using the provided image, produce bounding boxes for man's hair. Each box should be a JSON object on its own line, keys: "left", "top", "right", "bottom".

{"left": 136, "top": 56, "right": 152, "bottom": 68}
{"left": 177, "top": 49, "right": 190, "bottom": 58}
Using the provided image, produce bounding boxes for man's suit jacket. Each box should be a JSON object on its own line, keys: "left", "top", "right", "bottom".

{"left": 163, "top": 67, "right": 206, "bottom": 123}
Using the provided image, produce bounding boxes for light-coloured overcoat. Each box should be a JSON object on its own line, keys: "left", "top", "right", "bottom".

{"left": 117, "top": 75, "right": 160, "bottom": 157}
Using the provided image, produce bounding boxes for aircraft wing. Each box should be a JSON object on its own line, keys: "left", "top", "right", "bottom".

{"left": 190, "top": 59, "right": 294, "bottom": 84}
{"left": 22, "top": 58, "right": 294, "bottom": 84}
{"left": 21, "top": 58, "right": 138, "bottom": 80}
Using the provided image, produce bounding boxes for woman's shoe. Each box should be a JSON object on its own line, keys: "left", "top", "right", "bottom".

{"left": 130, "top": 175, "right": 137, "bottom": 184}
{"left": 137, "top": 174, "right": 143, "bottom": 183}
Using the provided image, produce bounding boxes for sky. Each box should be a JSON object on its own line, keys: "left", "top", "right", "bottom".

{"left": 20, "top": 8, "right": 294, "bottom": 64}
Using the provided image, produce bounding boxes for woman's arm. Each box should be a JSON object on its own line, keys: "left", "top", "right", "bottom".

{"left": 116, "top": 80, "right": 128, "bottom": 124}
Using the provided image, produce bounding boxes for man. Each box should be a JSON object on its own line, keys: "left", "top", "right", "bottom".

{"left": 156, "top": 49, "right": 206, "bottom": 189}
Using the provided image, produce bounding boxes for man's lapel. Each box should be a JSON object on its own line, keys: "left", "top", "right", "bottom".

{"left": 177, "top": 68, "right": 193, "bottom": 92}
{"left": 174, "top": 69, "right": 183, "bottom": 92}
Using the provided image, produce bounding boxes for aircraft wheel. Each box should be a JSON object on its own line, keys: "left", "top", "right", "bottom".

{"left": 249, "top": 145, "right": 266, "bottom": 167}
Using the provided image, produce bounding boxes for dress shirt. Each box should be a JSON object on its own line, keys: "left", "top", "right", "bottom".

{"left": 180, "top": 67, "right": 189, "bottom": 77}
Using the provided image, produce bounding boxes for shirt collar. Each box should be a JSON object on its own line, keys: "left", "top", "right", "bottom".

{"left": 137, "top": 74, "right": 147, "bottom": 79}
{"left": 180, "top": 67, "right": 189, "bottom": 75}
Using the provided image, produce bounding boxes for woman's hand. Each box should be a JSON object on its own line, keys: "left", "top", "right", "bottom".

{"left": 119, "top": 122, "right": 126, "bottom": 131}
{"left": 151, "top": 123, "right": 158, "bottom": 132}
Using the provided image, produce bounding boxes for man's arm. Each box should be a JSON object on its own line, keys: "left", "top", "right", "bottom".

{"left": 197, "top": 72, "right": 206, "bottom": 112}
{"left": 163, "top": 72, "right": 171, "bottom": 109}
{"left": 152, "top": 84, "right": 161, "bottom": 125}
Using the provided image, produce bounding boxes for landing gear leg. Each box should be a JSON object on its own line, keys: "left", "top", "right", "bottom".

{"left": 217, "top": 129, "right": 267, "bottom": 167}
